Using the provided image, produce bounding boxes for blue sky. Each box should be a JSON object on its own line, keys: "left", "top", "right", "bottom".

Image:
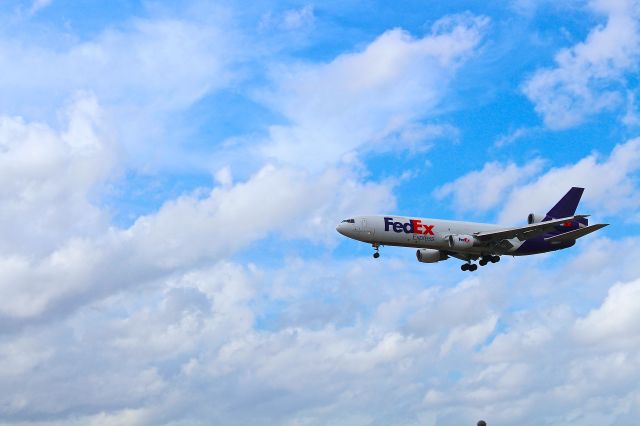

{"left": 1, "top": 0, "right": 640, "bottom": 425}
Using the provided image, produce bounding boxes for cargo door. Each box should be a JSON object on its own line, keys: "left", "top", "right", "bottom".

{"left": 360, "top": 218, "right": 374, "bottom": 238}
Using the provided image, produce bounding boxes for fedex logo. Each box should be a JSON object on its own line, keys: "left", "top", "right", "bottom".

{"left": 384, "top": 217, "right": 434, "bottom": 235}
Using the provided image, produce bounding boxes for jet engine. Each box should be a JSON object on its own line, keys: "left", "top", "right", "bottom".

{"left": 527, "top": 213, "right": 545, "bottom": 224}
{"left": 447, "top": 234, "right": 477, "bottom": 249}
{"left": 416, "top": 249, "right": 449, "bottom": 263}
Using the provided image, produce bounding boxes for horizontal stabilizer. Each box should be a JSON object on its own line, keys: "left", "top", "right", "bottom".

{"left": 544, "top": 224, "right": 609, "bottom": 243}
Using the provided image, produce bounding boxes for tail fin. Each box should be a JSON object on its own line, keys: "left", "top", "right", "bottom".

{"left": 544, "top": 187, "right": 584, "bottom": 220}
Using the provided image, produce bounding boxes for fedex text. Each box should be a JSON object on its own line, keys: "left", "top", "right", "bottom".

{"left": 384, "top": 217, "right": 434, "bottom": 235}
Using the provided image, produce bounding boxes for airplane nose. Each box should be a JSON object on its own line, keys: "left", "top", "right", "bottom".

{"left": 336, "top": 223, "right": 346, "bottom": 236}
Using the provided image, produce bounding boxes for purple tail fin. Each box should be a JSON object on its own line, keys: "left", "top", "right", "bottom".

{"left": 544, "top": 187, "right": 584, "bottom": 220}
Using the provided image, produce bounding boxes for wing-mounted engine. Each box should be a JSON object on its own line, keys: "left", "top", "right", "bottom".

{"left": 527, "top": 213, "right": 545, "bottom": 224}
{"left": 416, "top": 249, "right": 449, "bottom": 263}
{"left": 447, "top": 234, "right": 478, "bottom": 249}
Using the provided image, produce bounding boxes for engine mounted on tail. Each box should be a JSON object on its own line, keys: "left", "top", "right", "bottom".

{"left": 527, "top": 213, "right": 545, "bottom": 224}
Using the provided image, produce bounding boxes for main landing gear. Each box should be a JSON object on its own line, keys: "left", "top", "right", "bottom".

{"left": 372, "top": 243, "right": 380, "bottom": 259}
{"left": 461, "top": 255, "right": 500, "bottom": 272}
{"left": 478, "top": 255, "right": 500, "bottom": 266}
{"left": 461, "top": 263, "right": 477, "bottom": 272}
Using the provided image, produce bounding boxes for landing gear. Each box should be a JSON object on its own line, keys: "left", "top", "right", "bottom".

{"left": 373, "top": 252, "right": 380, "bottom": 259}
{"left": 462, "top": 255, "right": 499, "bottom": 271}
{"left": 479, "top": 255, "right": 500, "bottom": 266}
{"left": 372, "top": 243, "right": 380, "bottom": 259}
{"left": 461, "top": 263, "right": 478, "bottom": 272}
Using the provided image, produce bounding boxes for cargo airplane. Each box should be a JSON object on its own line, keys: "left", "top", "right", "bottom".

{"left": 336, "top": 187, "right": 608, "bottom": 271}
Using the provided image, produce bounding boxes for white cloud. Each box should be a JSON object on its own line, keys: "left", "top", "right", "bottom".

{"left": 0, "top": 11, "right": 237, "bottom": 171}
{"left": 283, "top": 5, "right": 315, "bottom": 30}
{"left": 258, "top": 5, "right": 316, "bottom": 32}
{"left": 574, "top": 278, "right": 640, "bottom": 346}
{"left": 1, "top": 233, "right": 640, "bottom": 425}
{"left": 3, "top": 4, "right": 640, "bottom": 425}
{"left": 0, "top": 103, "right": 395, "bottom": 322}
{"left": 260, "top": 13, "right": 488, "bottom": 169}
{"left": 433, "top": 160, "right": 545, "bottom": 214}
{"left": 435, "top": 138, "right": 640, "bottom": 224}
{"left": 0, "top": 14, "right": 233, "bottom": 114}
{"left": 0, "top": 93, "right": 115, "bottom": 257}
{"left": 3, "top": 241, "right": 640, "bottom": 425}
{"left": 214, "top": 165, "right": 233, "bottom": 187}
{"left": 0, "top": 259, "right": 474, "bottom": 424}
{"left": 28, "top": 0, "right": 53, "bottom": 16}
{"left": 375, "top": 123, "right": 460, "bottom": 153}
{"left": 440, "top": 314, "right": 498, "bottom": 355}
{"left": 498, "top": 138, "right": 640, "bottom": 223}
{"left": 419, "top": 268, "right": 640, "bottom": 425}
{"left": 129, "top": 164, "right": 395, "bottom": 267}
{"left": 523, "top": 0, "right": 640, "bottom": 129}
{"left": 623, "top": 89, "right": 640, "bottom": 126}
{"left": 494, "top": 126, "right": 539, "bottom": 147}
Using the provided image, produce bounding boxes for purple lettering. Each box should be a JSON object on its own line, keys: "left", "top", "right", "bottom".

{"left": 384, "top": 217, "right": 394, "bottom": 232}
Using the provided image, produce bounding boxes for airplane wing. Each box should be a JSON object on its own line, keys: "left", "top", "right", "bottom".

{"left": 474, "top": 215, "right": 589, "bottom": 243}
{"left": 544, "top": 223, "right": 609, "bottom": 243}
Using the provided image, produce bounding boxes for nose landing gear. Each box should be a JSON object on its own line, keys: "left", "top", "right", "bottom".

{"left": 372, "top": 243, "right": 380, "bottom": 259}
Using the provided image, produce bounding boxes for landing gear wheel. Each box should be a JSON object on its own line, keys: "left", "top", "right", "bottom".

{"left": 479, "top": 259, "right": 488, "bottom": 266}
{"left": 461, "top": 264, "right": 469, "bottom": 271}
{"left": 491, "top": 256, "right": 500, "bottom": 263}
{"left": 373, "top": 252, "right": 380, "bottom": 259}
{"left": 470, "top": 264, "right": 478, "bottom": 271}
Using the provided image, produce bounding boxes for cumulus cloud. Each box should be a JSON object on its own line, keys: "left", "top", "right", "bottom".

{"left": 497, "top": 138, "right": 640, "bottom": 223}
{"left": 435, "top": 138, "right": 640, "bottom": 223}
{"left": 0, "top": 258, "right": 486, "bottom": 425}
{"left": 413, "top": 250, "right": 640, "bottom": 425}
{"left": 523, "top": 0, "right": 640, "bottom": 129}
{"left": 0, "top": 14, "right": 233, "bottom": 114}
{"left": 0, "top": 93, "right": 115, "bottom": 256}
{"left": 260, "top": 13, "right": 489, "bottom": 168}
{"left": 4, "top": 236, "right": 640, "bottom": 425}
{"left": 574, "top": 278, "right": 640, "bottom": 346}
{"left": 3, "top": 3, "right": 640, "bottom": 425}
{"left": 0, "top": 9, "right": 237, "bottom": 171}
{"left": 0, "top": 106, "right": 395, "bottom": 323}
{"left": 434, "top": 160, "right": 545, "bottom": 214}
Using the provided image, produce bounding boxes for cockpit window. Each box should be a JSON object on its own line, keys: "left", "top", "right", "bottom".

{"left": 341, "top": 218, "right": 355, "bottom": 223}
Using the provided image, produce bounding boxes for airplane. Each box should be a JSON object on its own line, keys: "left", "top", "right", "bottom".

{"left": 335, "top": 187, "right": 608, "bottom": 271}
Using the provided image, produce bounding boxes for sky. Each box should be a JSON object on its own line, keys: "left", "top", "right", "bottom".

{"left": 0, "top": 0, "right": 639, "bottom": 425}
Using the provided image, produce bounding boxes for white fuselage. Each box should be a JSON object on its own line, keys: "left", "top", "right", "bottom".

{"left": 336, "top": 215, "right": 524, "bottom": 255}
